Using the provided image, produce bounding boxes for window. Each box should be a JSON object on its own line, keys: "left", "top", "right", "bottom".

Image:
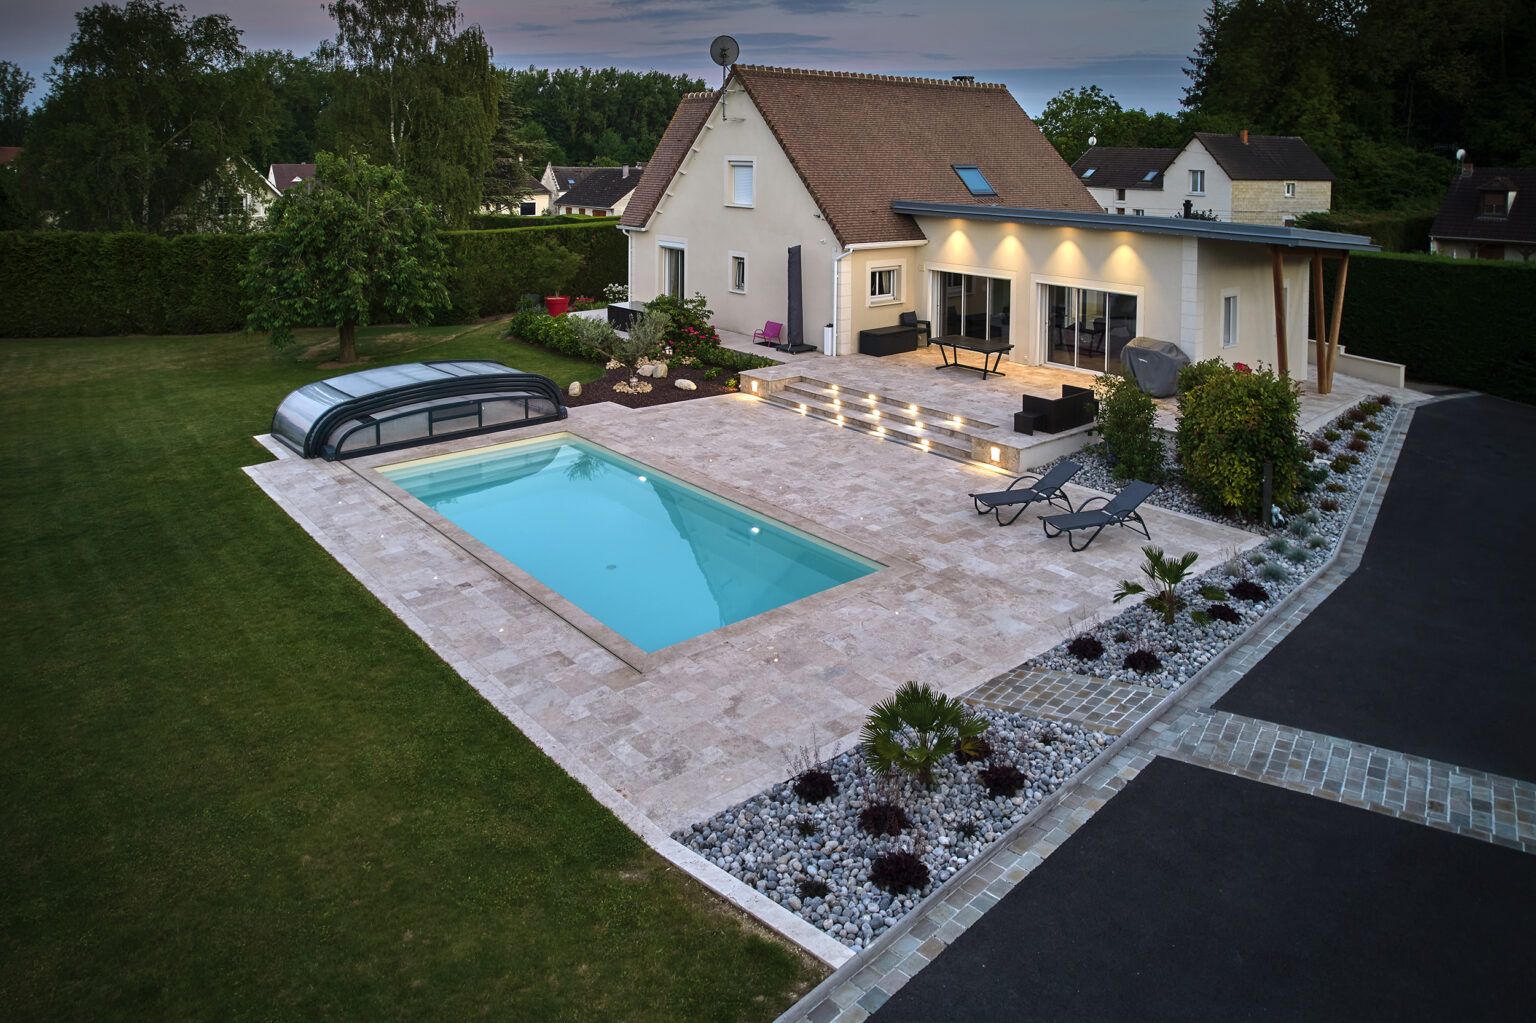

{"left": 727, "top": 159, "right": 754, "bottom": 206}
{"left": 1132, "top": 208, "right": 1145, "bottom": 216}
{"left": 660, "top": 244, "right": 685, "bottom": 300}
{"left": 1042, "top": 284, "right": 1137, "bottom": 375}
{"left": 1189, "top": 169, "right": 1206, "bottom": 194}
{"left": 1284, "top": 181, "right": 1296, "bottom": 198}
{"left": 938, "top": 272, "right": 1012, "bottom": 345}
{"left": 1142, "top": 170, "right": 1158, "bottom": 182}
{"left": 1222, "top": 294, "right": 1239, "bottom": 349}
{"left": 519, "top": 201, "right": 536, "bottom": 216}
{"left": 869, "top": 266, "right": 899, "bottom": 303}
{"left": 1116, "top": 188, "right": 1126, "bottom": 201}
{"left": 1480, "top": 191, "right": 1509, "bottom": 216}
{"left": 1115, "top": 207, "right": 1125, "bottom": 215}
{"left": 1081, "top": 168, "right": 1096, "bottom": 180}
{"left": 952, "top": 165, "right": 997, "bottom": 196}
{"left": 729, "top": 253, "right": 747, "bottom": 293}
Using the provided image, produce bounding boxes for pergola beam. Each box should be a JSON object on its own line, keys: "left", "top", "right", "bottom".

{"left": 1311, "top": 250, "right": 1328, "bottom": 394}
{"left": 1324, "top": 251, "right": 1351, "bottom": 392}
{"left": 1270, "top": 246, "right": 1288, "bottom": 378}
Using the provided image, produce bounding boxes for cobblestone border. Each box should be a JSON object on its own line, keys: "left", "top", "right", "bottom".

{"left": 775, "top": 394, "right": 1449, "bottom": 1022}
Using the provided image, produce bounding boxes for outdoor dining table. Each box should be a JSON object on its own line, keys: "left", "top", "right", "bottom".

{"left": 933, "top": 336, "right": 1013, "bottom": 380}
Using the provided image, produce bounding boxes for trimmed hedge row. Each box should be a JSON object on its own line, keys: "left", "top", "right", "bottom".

{"left": 0, "top": 222, "right": 628, "bottom": 337}
{"left": 466, "top": 213, "right": 619, "bottom": 230}
{"left": 1325, "top": 253, "right": 1535, "bottom": 405}
{"left": 1295, "top": 210, "right": 1436, "bottom": 253}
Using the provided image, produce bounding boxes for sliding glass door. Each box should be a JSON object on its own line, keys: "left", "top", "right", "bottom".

{"left": 1042, "top": 284, "right": 1137, "bottom": 374}
{"left": 934, "top": 272, "right": 1011, "bottom": 343}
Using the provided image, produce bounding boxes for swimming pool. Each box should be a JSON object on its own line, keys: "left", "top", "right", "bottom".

{"left": 379, "top": 433, "right": 880, "bottom": 652}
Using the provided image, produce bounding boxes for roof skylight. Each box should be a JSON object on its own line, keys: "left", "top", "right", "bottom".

{"left": 953, "top": 165, "right": 997, "bottom": 196}
{"left": 1142, "top": 170, "right": 1158, "bottom": 181}
{"left": 1081, "top": 168, "right": 1096, "bottom": 179}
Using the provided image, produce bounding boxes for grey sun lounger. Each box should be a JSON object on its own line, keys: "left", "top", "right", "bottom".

{"left": 1040, "top": 479, "right": 1157, "bottom": 551}
{"left": 970, "top": 459, "right": 1081, "bottom": 526}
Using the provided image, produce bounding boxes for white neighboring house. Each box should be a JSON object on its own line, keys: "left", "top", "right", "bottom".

{"left": 1072, "top": 133, "right": 1334, "bottom": 226}
{"left": 621, "top": 65, "right": 1376, "bottom": 379}
{"left": 552, "top": 165, "right": 643, "bottom": 217}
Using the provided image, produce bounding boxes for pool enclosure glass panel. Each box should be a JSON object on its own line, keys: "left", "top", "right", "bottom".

{"left": 271, "top": 361, "right": 566, "bottom": 460}
{"left": 1043, "top": 284, "right": 1138, "bottom": 375}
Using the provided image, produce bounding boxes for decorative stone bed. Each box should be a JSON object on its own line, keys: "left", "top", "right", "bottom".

{"left": 675, "top": 712, "right": 1110, "bottom": 952}
{"left": 674, "top": 394, "right": 1404, "bottom": 953}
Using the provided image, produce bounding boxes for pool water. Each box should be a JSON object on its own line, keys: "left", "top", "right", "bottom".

{"left": 380, "top": 434, "right": 880, "bottom": 652}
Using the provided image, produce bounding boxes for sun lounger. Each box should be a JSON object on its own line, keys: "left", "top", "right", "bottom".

{"left": 1040, "top": 479, "right": 1156, "bottom": 551}
{"left": 969, "top": 459, "right": 1080, "bottom": 526}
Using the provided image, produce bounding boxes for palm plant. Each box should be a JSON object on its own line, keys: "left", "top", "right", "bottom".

{"left": 1114, "top": 545, "right": 1199, "bottom": 625}
{"left": 860, "top": 682, "right": 989, "bottom": 786}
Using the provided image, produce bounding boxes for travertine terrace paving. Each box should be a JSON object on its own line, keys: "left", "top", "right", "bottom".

{"left": 246, "top": 393, "right": 1256, "bottom": 832}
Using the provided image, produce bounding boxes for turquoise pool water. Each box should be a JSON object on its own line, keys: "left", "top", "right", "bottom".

{"left": 380, "top": 434, "right": 880, "bottom": 652}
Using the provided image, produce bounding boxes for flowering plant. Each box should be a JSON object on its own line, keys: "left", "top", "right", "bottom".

{"left": 1233, "top": 362, "right": 1252, "bottom": 373}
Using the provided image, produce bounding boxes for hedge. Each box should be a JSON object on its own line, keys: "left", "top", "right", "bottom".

{"left": 466, "top": 213, "right": 619, "bottom": 230}
{"left": 1295, "top": 210, "right": 1436, "bottom": 253}
{"left": 0, "top": 222, "right": 628, "bottom": 337}
{"left": 1323, "top": 252, "right": 1536, "bottom": 405}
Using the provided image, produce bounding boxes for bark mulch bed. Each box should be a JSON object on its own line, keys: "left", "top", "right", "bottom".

{"left": 564, "top": 364, "right": 738, "bottom": 409}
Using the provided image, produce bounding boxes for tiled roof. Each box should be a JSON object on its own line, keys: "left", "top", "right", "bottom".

{"left": 554, "top": 166, "right": 642, "bottom": 210}
{"left": 550, "top": 165, "right": 603, "bottom": 193}
{"left": 1071, "top": 147, "right": 1180, "bottom": 190}
{"left": 1430, "top": 166, "right": 1536, "bottom": 246}
{"left": 1192, "top": 133, "right": 1334, "bottom": 181}
{"left": 269, "top": 162, "right": 316, "bottom": 192}
{"left": 0, "top": 146, "right": 21, "bottom": 166}
{"left": 620, "top": 92, "right": 717, "bottom": 229}
{"left": 623, "top": 66, "right": 1098, "bottom": 243}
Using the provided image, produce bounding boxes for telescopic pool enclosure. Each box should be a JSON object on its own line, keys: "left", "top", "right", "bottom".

{"left": 271, "top": 361, "right": 567, "bottom": 460}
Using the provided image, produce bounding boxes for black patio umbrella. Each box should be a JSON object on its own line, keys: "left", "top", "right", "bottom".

{"left": 777, "top": 244, "right": 817, "bottom": 354}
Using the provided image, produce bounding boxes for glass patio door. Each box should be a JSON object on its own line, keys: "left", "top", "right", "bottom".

{"left": 661, "top": 245, "right": 685, "bottom": 300}
{"left": 934, "top": 272, "right": 1011, "bottom": 343}
{"left": 1042, "top": 284, "right": 1137, "bottom": 374}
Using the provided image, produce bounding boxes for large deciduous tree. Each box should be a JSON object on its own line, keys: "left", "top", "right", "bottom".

{"left": 317, "top": 0, "right": 498, "bottom": 227}
{"left": 0, "top": 61, "right": 33, "bottom": 146}
{"left": 244, "top": 151, "right": 448, "bottom": 363}
{"left": 20, "top": 0, "right": 274, "bottom": 232}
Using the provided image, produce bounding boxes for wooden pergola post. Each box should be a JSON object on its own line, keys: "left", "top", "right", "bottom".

{"left": 1311, "top": 250, "right": 1328, "bottom": 394}
{"left": 1324, "top": 251, "right": 1351, "bottom": 394}
{"left": 1270, "top": 246, "right": 1288, "bottom": 378}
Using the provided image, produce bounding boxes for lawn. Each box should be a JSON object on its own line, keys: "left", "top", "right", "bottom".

{"left": 0, "top": 320, "right": 823, "bottom": 1020}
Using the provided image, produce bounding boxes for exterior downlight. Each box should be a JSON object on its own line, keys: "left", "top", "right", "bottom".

{"left": 271, "top": 361, "right": 567, "bottom": 460}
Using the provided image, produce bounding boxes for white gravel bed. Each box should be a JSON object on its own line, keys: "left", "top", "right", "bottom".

{"left": 1027, "top": 402, "right": 1400, "bottom": 689}
{"left": 674, "top": 711, "right": 1110, "bottom": 953}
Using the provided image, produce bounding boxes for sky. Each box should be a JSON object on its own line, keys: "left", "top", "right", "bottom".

{"left": 1, "top": 0, "right": 1212, "bottom": 115}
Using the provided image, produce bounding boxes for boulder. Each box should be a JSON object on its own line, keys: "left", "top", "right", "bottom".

{"left": 675, "top": 378, "right": 698, "bottom": 391}
{"left": 637, "top": 364, "right": 655, "bottom": 378}
{"left": 651, "top": 362, "right": 668, "bottom": 378}
{"left": 567, "top": 380, "right": 582, "bottom": 397}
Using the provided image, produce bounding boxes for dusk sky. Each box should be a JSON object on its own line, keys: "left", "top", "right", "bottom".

{"left": 1, "top": 0, "right": 1211, "bottom": 116}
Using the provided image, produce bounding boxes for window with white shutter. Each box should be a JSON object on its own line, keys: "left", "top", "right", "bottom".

{"left": 727, "top": 159, "right": 754, "bottom": 207}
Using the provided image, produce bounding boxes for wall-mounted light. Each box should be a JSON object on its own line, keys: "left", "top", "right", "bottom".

{"left": 749, "top": 379, "right": 759, "bottom": 393}
{"left": 989, "top": 446, "right": 1001, "bottom": 462}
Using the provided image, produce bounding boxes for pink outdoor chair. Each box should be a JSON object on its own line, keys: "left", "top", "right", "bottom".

{"left": 752, "top": 321, "right": 783, "bottom": 346}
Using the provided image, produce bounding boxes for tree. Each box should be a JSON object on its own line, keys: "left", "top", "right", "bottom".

{"left": 317, "top": 0, "right": 498, "bottom": 226}
{"left": 0, "top": 61, "right": 33, "bottom": 145}
{"left": 480, "top": 90, "right": 549, "bottom": 213}
{"left": 500, "top": 66, "right": 705, "bottom": 165}
{"left": 247, "top": 51, "right": 333, "bottom": 166}
{"left": 20, "top": 1, "right": 275, "bottom": 232}
{"left": 1036, "top": 85, "right": 1125, "bottom": 163}
{"left": 244, "top": 151, "right": 449, "bottom": 363}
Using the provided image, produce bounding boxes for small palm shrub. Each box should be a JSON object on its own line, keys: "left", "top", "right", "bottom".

{"left": 1093, "top": 373, "right": 1165, "bottom": 482}
{"left": 1177, "top": 361, "right": 1305, "bottom": 517}
{"left": 1191, "top": 609, "right": 1212, "bottom": 627}
{"left": 870, "top": 851, "right": 930, "bottom": 893}
{"left": 861, "top": 682, "right": 989, "bottom": 786}
{"left": 978, "top": 763, "right": 1026, "bottom": 798}
{"left": 955, "top": 736, "right": 993, "bottom": 765}
{"left": 1229, "top": 579, "right": 1268, "bottom": 602}
{"left": 1199, "top": 584, "right": 1229, "bottom": 601}
{"left": 1114, "top": 546, "right": 1199, "bottom": 625}
{"left": 1067, "top": 634, "right": 1105, "bottom": 661}
{"left": 859, "top": 802, "right": 912, "bottom": 837}
{"left": 1123, "top": 649, "right": 1162, "bottom": 674}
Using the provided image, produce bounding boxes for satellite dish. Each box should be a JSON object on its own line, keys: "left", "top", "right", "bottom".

{"left": 1087, "top": 135, "right": 1098, "bottom": 148}
{"left": 710, "top": 35, "right": 740, "bottom": 68}
{"left": 1455, "top": 148, "right": 1467, "bottom": 162}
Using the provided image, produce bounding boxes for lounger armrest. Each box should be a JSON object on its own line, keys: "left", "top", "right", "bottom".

{"left": 1075, "top": 495, "right": 1110, "bottom": 512}
{"left": 1004, "top": 472, "right": 1043, "bottom": 491}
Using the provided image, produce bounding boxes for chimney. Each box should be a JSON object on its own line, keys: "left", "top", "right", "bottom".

{"left": 952, "top": 74, "right": 975, "bottom": 84}
{"left": 1183, "top": 199, "right": 1194, "bottom": 218}
{"left": 1240, "top": 129, "right": 1249, "bottom": 145}
{"left": 621, "top": 164, "right": 630, "bottom": 179}
{"left": 1461, "top": 160, "right": 1474, "bottom": 178}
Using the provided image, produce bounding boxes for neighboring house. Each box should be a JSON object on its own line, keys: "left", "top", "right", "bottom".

{"left": 267, "top": 162, "right": 316, "bottom": 196}
{"left": 540, "top": 163, "right": 602, "bottom": 202}
{"left": 553, "top": 165, "right": 642, "bottom": 217}
{"left": 0, "top": 147, "right": 20, "bottom": 166}
{"left": 1073, "top": 132, "right": 1334, "bottom": 226}
{"left": 622, "top": 65, "right": 1374, "bottom": 376}
{"left": 1428, "top": 165, "right": 1535, "bottom": 261}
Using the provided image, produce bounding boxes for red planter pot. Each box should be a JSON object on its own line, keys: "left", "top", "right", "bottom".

{"left": 544, "top": 295, "right": 570, "bottom": 317}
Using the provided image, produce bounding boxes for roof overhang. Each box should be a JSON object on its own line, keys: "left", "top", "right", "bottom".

{"left": 890, "top": 200, "right": 1380, "bottom": 252}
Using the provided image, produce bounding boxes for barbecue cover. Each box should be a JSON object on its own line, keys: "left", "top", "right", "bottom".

{"left": 1121, "top": 337, "right": 1191, "bottom": 397}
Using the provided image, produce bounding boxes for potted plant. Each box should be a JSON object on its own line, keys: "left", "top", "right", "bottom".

{"left": 544, "top": 293, "right": 570, "bottom": 317}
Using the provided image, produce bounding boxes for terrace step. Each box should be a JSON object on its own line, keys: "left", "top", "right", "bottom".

{"left": 780, "top": 379, "right": 1001, "bottom": 436}
{"left": 760, "top": 390, "right": 974, "bottom": 461}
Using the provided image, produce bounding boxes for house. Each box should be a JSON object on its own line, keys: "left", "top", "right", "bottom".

{"left": 553, "top": 165, "right": 642, "bottom": 217}
{"left": 267, "top": 162, "right": 316, "bottom": 196}
{"left": 1073, "top": 132, "right": 1334, "bottom": 226}
{"left": 541, "top": 163, "right": 603, "bottom": 202}
{"left": 622, "top": 65, "right": 1375, "bottom": 379}
{"left": 1428, "top": 165, "right": 1535, "bottom": 261}
{"left": 0, "top": 147, "right": 20, "bottom": 166}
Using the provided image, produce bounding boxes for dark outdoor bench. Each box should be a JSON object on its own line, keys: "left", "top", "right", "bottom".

{"left": 933, "top": 336, "right": 1013, "bottom": 380}
{"left": 859, "top": 324, "right": 922, "bottom": 357}
{"left": 606, "top": 300, "right": 646, "bottom": 331}
{"left": 1014, "top": 384, "right": 1097, "bottom": 435}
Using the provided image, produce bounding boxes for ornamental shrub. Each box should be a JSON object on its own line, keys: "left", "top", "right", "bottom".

{"left": 870, "top": 851, "right": 930, "bottom": 893}
{"left": 506, "top": 309, "right": 605, "bottom": 362}
{"left": 1093, "top": 373, "right": 1165, "bottom": 482}
{"left": 858, "top": 802, "right": 911, "bottom": 837}
{"left": 1177, "top": 358, "right": 1229, "bottom": 395}
{"left": 1176, "top": 361, "right": 1305, "bottom": 517}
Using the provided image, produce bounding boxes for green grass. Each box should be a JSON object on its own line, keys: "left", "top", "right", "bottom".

{"left": 0, "top": 321, "right": 821, "bottom": 1020}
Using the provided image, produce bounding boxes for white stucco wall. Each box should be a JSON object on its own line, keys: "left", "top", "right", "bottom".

{"left": 1195, "top": 240, "right": 1312, "bottom": 374}
{"left": 1163, "top": 139, "right": 1233, "bottom": 221}
{"left": 1084, "top": 184, "right": 1171, "bottom": 218}
{"left": 624, "top": 82, "right": 837, "bottom": 344}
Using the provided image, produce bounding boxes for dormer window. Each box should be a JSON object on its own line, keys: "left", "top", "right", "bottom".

{"left": 1142, "top": 170, "right": 1158, "bottom": 182}
{"left": 1480, "top": 190, "right": 1509, "bottom": 217}
{"left": 953, "top": 165, "right": 996, "bottom": 196}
